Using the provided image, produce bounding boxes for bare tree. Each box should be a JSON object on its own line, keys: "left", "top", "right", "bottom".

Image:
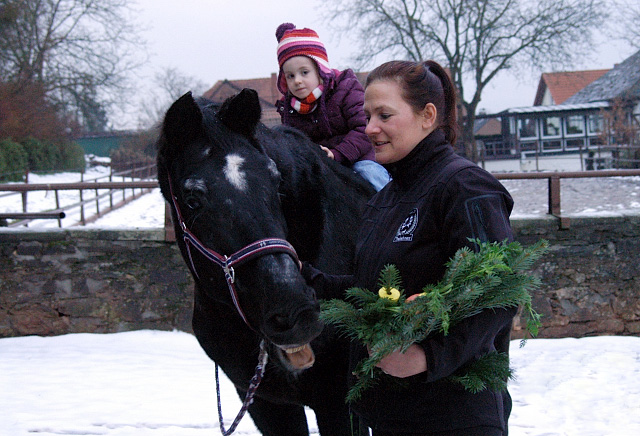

{"left": 323, "top": 0, "right": 608, "bottom": 161}
{"left": 136, "top": 67, "right": 208, "bottom": 130}
{"left": 0, "top": 0, "right": 145, "bottom": 133}
{"left": 611, "top": 0, "right": 640, "bottom": 48}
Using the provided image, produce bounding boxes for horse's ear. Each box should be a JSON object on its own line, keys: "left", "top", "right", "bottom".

{"left": 161, "top": 91, "right": 205, "bottom": 149}
{"left": 217, "top": 88, "right": 261, "bottom": 138}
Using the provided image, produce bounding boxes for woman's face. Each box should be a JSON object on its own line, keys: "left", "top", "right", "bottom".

{"left": 364, "top": 80, "right": 436, "bottom": 165}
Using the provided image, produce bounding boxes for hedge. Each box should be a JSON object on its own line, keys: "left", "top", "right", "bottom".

{"left": 0, "top": 137, "right": 86, "bottom": 181}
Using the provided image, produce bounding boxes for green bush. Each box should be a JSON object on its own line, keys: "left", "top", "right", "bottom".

{"left": 0, "top": 138, "right": 28, "bottom": 181}
{"left": 0, "top": 151, "right": 7, "bottom": 178}
{"left": 56, "top": 141, "right": 85, "bottom": 171}
{"left": 22, "top": 136, "right": 57, "bottom": 173}
{"left": 0, "top": 137, "right": 86, "bottom": 179}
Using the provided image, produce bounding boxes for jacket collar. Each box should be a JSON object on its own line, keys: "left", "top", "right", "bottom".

{"left": 383, "top": 129, "right": 452, "bottom": 189}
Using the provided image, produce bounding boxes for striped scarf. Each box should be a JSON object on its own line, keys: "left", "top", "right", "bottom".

{"left": 291, "top": 85, "right": 323, "bottom": 114}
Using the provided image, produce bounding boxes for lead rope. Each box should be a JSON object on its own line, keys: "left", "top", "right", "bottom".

{"left": 216, "top": 340, "right": 269, "bottom": 435}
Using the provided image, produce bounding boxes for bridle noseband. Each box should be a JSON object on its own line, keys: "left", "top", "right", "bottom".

{"left": 167, "top": 175, "right": 299, "bottom": 330}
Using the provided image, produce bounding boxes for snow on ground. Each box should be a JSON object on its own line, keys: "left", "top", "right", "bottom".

{"left": 1, "top": 330, "right": 639, "bottom": 436}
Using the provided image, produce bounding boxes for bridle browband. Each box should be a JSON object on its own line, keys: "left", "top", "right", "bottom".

{"left": 166, "top": 174, "right": 299, "bottom": 330}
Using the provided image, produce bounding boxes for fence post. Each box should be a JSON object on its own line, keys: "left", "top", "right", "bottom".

{"left": 548, "top": 175, "right": 570, "bottom": 229}
{"left": 80, "top": 188, "right": 85, "bottom": 225}
{"left": 164, "top": 202, "right": 175, "bottom": 242}
{"left": 55, "top": 190, "right": 62, "bottom": 228}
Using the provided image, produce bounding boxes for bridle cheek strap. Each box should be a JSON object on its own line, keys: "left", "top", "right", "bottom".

{"left": 166, "top": 175, "right": 299, "bottom": 331}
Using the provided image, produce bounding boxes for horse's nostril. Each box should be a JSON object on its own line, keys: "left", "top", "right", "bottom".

{"left": 268, "top": 314, "right": 291, "bottom": 333}
{"left": 184, "top": 195, "right": 202, "bottom": 210}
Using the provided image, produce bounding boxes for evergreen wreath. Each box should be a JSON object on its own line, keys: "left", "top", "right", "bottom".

{"left": 320, "top": 238, "right": 548, "bottom": 403}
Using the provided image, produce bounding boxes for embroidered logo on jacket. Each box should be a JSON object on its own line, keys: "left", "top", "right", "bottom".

{"left": 393, "top": 208, "right": 418, "bottom": 242}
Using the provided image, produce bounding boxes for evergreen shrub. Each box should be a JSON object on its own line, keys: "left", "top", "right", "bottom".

{"left": 0, "top": 138, "right": 28, "bottom": 181}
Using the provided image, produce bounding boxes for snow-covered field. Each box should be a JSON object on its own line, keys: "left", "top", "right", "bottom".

{"left": 1, "top": 331, "right": 639, "bottom": 436}
{"left": 2, "top": 155, "right": 640, "bottom": 435}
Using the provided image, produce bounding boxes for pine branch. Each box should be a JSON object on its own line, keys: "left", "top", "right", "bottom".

{"left": 320, "top": 239, "right": 549, "bottom": 402}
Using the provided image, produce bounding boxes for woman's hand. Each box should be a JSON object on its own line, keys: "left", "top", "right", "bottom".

{"left": 320, "top": 146, "right": 335, "bottom": 160}
{"left": 374, "top": 344, "right": 427, "bottom": 378}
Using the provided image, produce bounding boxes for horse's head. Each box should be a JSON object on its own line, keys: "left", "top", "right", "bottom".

{"left": 157, "top": 89, "right": 321, "bottom": 371}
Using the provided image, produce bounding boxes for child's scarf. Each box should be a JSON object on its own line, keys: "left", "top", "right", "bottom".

{"left": 291, "top": 85, "right": 324, "bottom": 114}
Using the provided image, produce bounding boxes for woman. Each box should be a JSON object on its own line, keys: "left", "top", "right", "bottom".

{"left": 302, "top": 60, "right": 516, "bottom": 435}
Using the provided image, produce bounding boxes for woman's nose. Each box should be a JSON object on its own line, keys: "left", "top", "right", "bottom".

{"left": 365, "top": 121, "right": 377, "bottom": 136}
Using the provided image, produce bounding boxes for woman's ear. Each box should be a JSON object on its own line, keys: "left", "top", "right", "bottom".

{"left": 422, "top": 103, "right": 438, "bottom": 131}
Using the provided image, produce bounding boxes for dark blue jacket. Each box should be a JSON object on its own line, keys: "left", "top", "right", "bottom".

{"left": 303, "top": 129, "right": 515, "bottom": 434}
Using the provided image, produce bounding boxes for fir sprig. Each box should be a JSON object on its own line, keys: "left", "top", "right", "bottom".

{"left": 320, "top": 239, "right": 548, "bottom": 402}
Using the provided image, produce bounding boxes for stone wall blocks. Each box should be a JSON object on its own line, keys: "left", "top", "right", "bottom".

{"left": 0, "top": 220, "right": 638, "bottom": 338}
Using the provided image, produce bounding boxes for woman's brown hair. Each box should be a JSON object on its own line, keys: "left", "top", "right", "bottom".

{"left": 365, "top": 60, "right": 458, "bottom": 144}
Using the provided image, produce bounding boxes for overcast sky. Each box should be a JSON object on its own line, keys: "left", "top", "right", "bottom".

{"left": 133, "top": 0, "right": 636, "bottom": 117}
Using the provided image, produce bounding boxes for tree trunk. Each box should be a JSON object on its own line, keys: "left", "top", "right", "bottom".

{"left": 462, "top": 103, "right": 479, "bottom": 163}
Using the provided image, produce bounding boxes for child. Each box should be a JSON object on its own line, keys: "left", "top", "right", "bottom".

{"left": 275, "top": 22, "right": 390, "bottom": 191}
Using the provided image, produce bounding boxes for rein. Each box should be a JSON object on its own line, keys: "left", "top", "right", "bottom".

{"left": 216, "top": 340, "right": 268, "bottom": 436}
{"left": 166, "top": 175, "right": 298, "bottom": 435}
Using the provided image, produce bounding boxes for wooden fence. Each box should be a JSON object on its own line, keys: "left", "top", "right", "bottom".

{"left": 0, "top": 165, "right": 156, "bottom": 228}
{"left": 1, "top": 168, "right": 639, "bottom": 236}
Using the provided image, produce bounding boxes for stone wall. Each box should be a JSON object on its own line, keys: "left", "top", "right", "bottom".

{"left": 1, "top": 214, "right": 639, "bottom": 338}
{"left": 511, "top": 215, "right": 640, "bottom": 338}
{"left": 0, "top": 229, "right": 193, "bottom": 337}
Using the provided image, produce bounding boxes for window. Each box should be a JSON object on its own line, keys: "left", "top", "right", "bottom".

{"left": 518, "top": 118, "right": 537, "bottom": 139}
{"left": 520, "top": 141, "right": 538, "bottom": 152}
{"left": 565, "top": 116, "right": 585, "bottom": 135}
{"left": 588, "top": 114, "right": 604, "bottom": 134}
{"left": 566, "top": 138, "right": 585, "bottom": 150}
{"left": 542, "top": 116, "right": 561, "bottom": 137}
{"left": 542, "top": 140, "right": 562, "bottom": 151}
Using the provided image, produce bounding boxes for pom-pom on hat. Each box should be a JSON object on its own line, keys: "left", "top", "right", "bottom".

{"left": 276, "top": 23, "right": 332, "bottom": 95}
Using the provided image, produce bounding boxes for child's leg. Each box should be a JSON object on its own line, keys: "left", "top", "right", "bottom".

{"left": 352, "top": 160, "right": 391, "bottom": 191}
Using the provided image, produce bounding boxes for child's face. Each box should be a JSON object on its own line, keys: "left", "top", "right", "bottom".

{"left": 282, "top": 56, "right": 321, "bottom": 100}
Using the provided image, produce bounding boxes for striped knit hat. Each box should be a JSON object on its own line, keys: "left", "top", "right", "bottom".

{"left": 275, "top": 23, "right": 333, "bottom": 95}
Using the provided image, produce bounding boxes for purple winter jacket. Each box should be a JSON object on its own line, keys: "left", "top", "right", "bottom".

{"left": 275, "top": 69, "right": 375, "bottom": 166}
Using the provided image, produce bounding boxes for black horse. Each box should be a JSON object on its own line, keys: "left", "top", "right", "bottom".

{"left": 157, "top": 89, "right": 374, "bottom": 435}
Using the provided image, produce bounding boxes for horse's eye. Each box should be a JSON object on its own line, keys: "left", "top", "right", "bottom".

{"left": 184, "top": 195, "right": 202, "bottom": 210}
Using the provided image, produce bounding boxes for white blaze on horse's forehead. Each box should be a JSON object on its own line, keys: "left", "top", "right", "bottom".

{"left": 223, "top": 153, "right": 248, "bottom": 191}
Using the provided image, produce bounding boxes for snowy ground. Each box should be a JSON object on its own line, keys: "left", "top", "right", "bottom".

{"left": 1, "top": 154, "right": 640, "bottom": 435}
{"left": 1, "top": 330, "right": 639, "bottom": 436}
